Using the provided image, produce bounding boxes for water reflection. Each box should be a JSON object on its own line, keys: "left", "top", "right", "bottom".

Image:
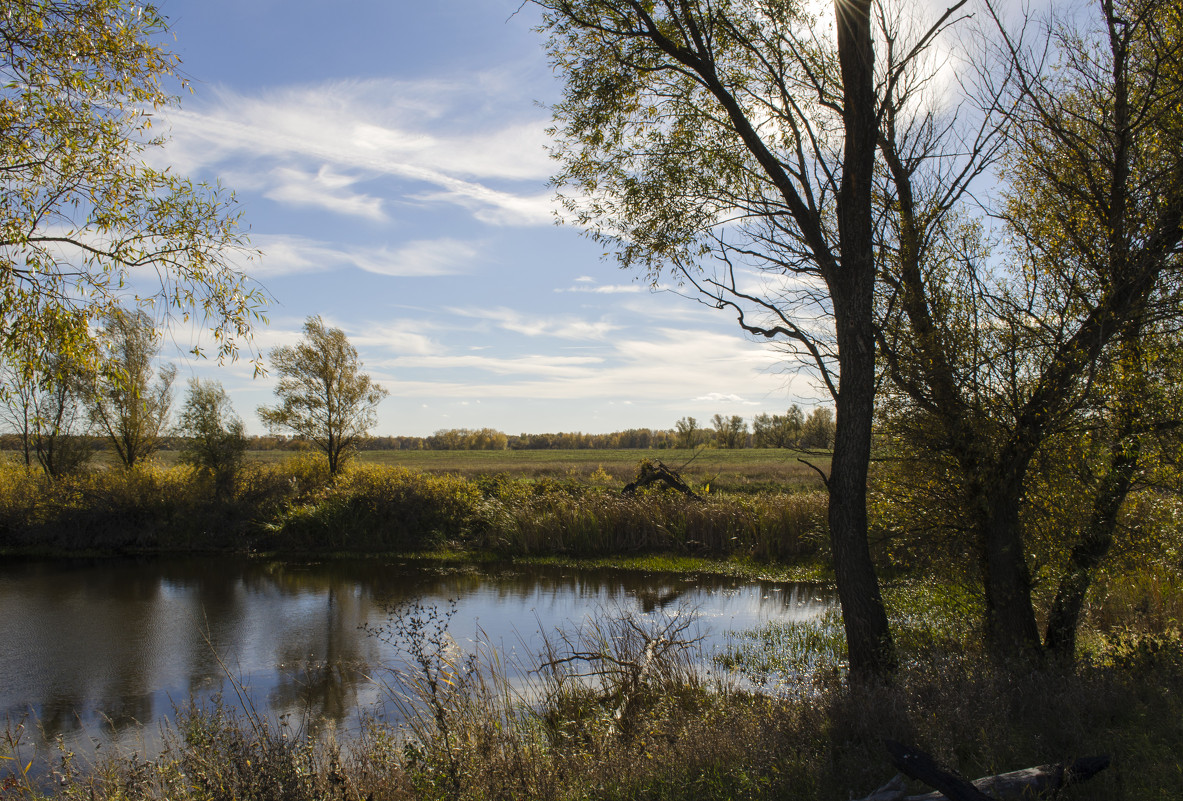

{"left": 0, "top": 557, "right": 832, "bottom": 766}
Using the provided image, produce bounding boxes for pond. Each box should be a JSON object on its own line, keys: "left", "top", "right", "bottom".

{"left": 0, "top": 557, "right": 834, "bottom": 773}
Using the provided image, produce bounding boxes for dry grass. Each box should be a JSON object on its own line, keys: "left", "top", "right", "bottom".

{"left": 145, "top": 447, "right": 831, "bottom": 494}
{"left": 0, "top": 456, "right": 829, "bottom": 561}
{"left": 5, "top": 592, "right": 1182, "bottom": 801}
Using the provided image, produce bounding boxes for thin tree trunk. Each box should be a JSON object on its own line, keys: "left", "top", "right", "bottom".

{"left": 831, "top": 302, "right": 896, "bottom": 676}
{"left": 830, "top": 0, "right": 896, "bottom": 678}
{"left": 1045, "top": 406, "right": 1141, "bottom": 658}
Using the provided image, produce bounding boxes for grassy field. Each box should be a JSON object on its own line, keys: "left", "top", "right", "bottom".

{"left": 150, "top": 447, "right": 831, "bottom": 493}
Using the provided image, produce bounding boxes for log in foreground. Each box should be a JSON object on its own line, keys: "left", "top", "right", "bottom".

{"left": 854, "top": 741, "right": 1110, "bottom": 801}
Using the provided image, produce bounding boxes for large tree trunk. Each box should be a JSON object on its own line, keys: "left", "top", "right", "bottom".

{"left": 980, "top": 469, "right": 1042, "bottom": 661}
{"left": 831, "top": 300, "right": 896, "bottom": 677}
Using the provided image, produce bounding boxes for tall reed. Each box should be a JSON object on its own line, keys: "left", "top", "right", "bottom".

{"left": 0, "top": 457, "right": 828, "bottom": 560}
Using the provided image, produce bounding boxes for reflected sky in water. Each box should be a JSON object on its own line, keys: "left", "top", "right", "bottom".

{"left": 0, "top": 557, "right": 833, "bottom": 771}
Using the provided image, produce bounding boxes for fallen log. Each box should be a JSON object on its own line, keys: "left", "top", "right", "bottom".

{"left": 621, "top": 460, "right": 698, "bottom": 498}
{"left": 886, "top": 741, "right": 993, "bottom": 801}
{"left": 852, "top": 742, "right": 1110, "bottom": 801}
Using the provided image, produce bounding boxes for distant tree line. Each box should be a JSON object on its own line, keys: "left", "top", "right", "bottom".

{"left": 359, "top": 406, "right": 835, "bottom": 451}
{"left": 1, "top": 407, "right": 837, "bottom": 455}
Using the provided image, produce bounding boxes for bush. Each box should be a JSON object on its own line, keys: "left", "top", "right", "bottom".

{"left": 265, "top": 466, "right": 483, "bottom": 551}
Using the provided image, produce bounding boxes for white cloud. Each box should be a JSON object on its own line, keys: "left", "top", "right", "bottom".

{"left": 245, "top": 234, "right": 478, "bottom": 278}
{"left": 450, "top": 306, "right": 619, "bottom": 341}
{"left": 557, "top": 283, "right": 643, "bottom": 295}
{"left": 409, "top": 187, "right": 554, "bottom": 227}
{"left": 159, "top": 76, "right": 558, "bottom": 227}
{"left": 377, "top": 325, "right": 800, "bottom": 404}
{"left": 353, "top": 239, "right": 480, "bottom": 277}
{"left": 693, "top": 392, "right": 753, "bottom": 404}
{"left": 348, "top": 320, "right": 441, "bottom": 357}
{"left": 263, "top": 165, "right": 386, "bottom": 221}
{"left": 391, "top": 353, "right": 604, "bottom": 379}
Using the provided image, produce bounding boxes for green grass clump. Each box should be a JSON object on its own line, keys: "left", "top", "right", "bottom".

{"left": 264, "top": 466, "right": 484, "bottom": 551}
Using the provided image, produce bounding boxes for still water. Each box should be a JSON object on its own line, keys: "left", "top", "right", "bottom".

{"left": 0, "top": 557, "right": 832, "bottom": 768}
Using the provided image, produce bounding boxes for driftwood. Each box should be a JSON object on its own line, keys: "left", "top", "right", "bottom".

{"left": 854, "top": 742, "right": 1110, "bottom": 801}
{"left": 621, "top": 460, "right": 698, "bottom": 498}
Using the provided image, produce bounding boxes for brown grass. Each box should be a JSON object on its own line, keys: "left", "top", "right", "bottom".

{"left": 6, "top": 596, "right": 1181, "bottom": 801}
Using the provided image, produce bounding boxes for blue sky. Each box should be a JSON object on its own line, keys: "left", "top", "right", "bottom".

{"left": 153, "top": 0, "right": 827, "bottom": 437}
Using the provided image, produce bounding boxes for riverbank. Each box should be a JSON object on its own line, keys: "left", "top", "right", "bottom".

{"left": 3, "top": 574, "right": 1181, "bottom": 801}
{"left": 0, "top": 457, "right": 829, "bottom": 562}
{"left": 4, "top": 457, "right": 1183, "bottom": 799}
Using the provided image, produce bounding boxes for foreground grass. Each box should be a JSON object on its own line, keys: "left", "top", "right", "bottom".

{"left": 4, "top": 585, "right": 1181, "bottom": 801}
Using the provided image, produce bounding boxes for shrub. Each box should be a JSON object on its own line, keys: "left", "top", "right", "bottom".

{"left": 265, "top": 466, "right": 483, "bottom": 551}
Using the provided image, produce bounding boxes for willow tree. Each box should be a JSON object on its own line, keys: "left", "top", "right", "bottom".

{"left": 875, "top": 0, "right": 1183, "bottom": 661}
{"left": 0, "top": 313, "right": 98, "bottom": 477}
{"left": 535, "top": 0, "right": 1005, "bottom": 677}
{"left": 258, "top": 317, "right": 388, "bottom": 475}
{"left": 87, "top": 308, "right": 176, "bottom": 469}
{"left": 0, "top": 0, "right": 265, "bottom": 379}
{"left": 177, "top": 379, "right": 247, "bottom": 498}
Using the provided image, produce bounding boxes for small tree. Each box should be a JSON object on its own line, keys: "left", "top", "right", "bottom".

{"left": 88, "top": 308, "right": 176, "bottom": 468}
{"left": 34, "top": 352, "right": 96, "bottom": 479}
{"left": 0, "top": 356, "right": 38, "bottom": 468}
{"left": 753, "top": 407, "right": 805, "bottom": 449}
{"left": 711, "top": 414, "right": 748, "bottom": 449}
{"left": 258, "top": 316, "right": 388, "bottom": 474}
{"left": 800, "top": 408, "right": 836, "bottom": 450}
{"left": 1, "top": 314, "right": 97, "bottom": 478}
{"left": 674, "top": 416, "right": 699, "bottom": 449}
{"left": 177, "top": 379, "right": 247, "bottom": 497}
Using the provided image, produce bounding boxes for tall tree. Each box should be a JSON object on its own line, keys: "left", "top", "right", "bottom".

{"left": 0, "top": 0, "right": 265, "bottom": 379}
{"left": 536, "top": 0, "right": 998, "bottom": 676}
{"left": 88, "top": 308, "right": 176, "bottom": 469}
{"left": 876, "top": 0, "right": 1183, "bottom": 660}
{"left": 258, "top": 316, "right": 389, "bottom": 475}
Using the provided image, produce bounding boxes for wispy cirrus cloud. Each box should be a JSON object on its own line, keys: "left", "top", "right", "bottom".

{"left": 374, "top": 325, "right": 799, "bottom": 402}
{"left": 246, "top": 234, "right": 479, "bottom": 278}
{"left": 557, "top": 283, "right": 643, "bottom": 295}
{"left": 159, "top": 75, "right": 557, "bottom": 226}
{"left": 389, "top": 353, "right": 603, "bottom": 379}
{"left": 450, "top": 306, "right": 620, "bottom": 341}
{"left": 263, "top": 165, "right": 386, "bottom": 221}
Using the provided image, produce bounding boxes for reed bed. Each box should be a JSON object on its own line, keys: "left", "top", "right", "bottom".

{"left": 478, "top": 487, "right": 826, "bottom": 560}
{"left": 0, "top": 457, "right": 828, "bottom": 560}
